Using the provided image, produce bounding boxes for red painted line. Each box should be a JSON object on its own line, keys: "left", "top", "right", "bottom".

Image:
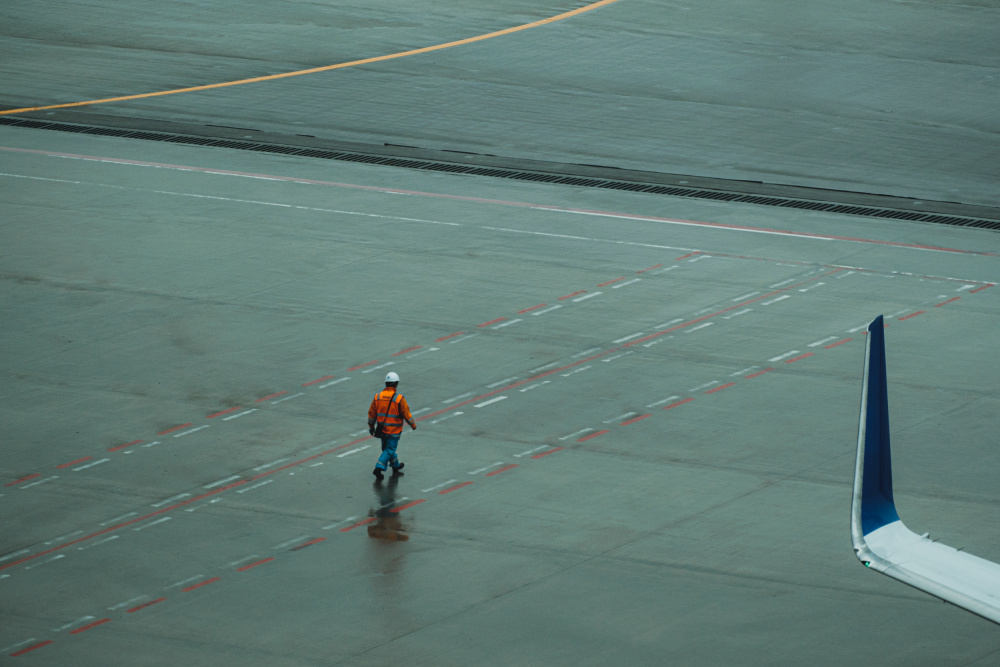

{"left": 291, "top": 537, "right": 326, "bottom": 551}
{"left": 597, "top": 277, "right": 626, "bottom": 287}
{"left": 675, "top": 252, "right": 699, "bottom": 260}
{"left": 785, "top": 353, "right": 815, "bottom": 363}
{"left": 517, "top": 304, "right": 547, "bottom": 314}
{"left": 825, "top": 339, "right": 853, "bottom": 349}
{"left": 898, "top": 310, "right": 925, "bottom": 321}
{"left": 558, "top": 290, "right": 586, "bottom": 300}
{"left": 391, "top": 499, "right": 427, "bottom": 513}
{"left": 478, "top": 317, "right": 507, "bottom": 328}
{"left": 745, "top": 367, "right": 776, "bottom": 379}
{"left": 436, "top": 331, "right": 464, "bottom": 342}
{"left": 302, "top": 375, "right": 335, "bottom": 386}
{"left": 340, "top": 517, "right": 377, "bottom": 532}
{"left": 636, "top": 263, "right": 663, "bottom": 273}
{"left": 970, "top": 284, "right": 994, "bottom": 294}
{"left": 56, "top": 456, "right": 93, "bottom": 469}
{"left": 108, "top": 439, "right": 143, "bottom": 452}
{"left": 439, "top": 481, "right": 474, "bottom": 494}
{"left": 127, "top": 597, "right": 167, "bottom": 613}
{"left": 663, "top": 398, "right": 695, "bottom": 410}
{"left": 486, "top": 464, "right": 519, "bottom": 477}
{"left": 182, "top": 577, "right": 221, "bottom": 593}
{"left": 935, "top": 297, "right": 961, "bottom": 307}
{"left": 392, "top": 346, "right": 422, "bottom": 356}
{"left": 207, "top": 406, "right": 242, "bottom": 419}
{"left": 10, "top": 641, "right": 54, "bottom": 657}
{"left": 705, "top": 383, "right": 736, "bottom": 394}
{"left": 577, "top": 430, "right": 610, "bottom": 442}
{"left": 347, "top": 360, "right": 379, "bottom": 371}
{"left": 5, "top": 473, "right": 41, "bottom": 487}
{"left": 69, "top": 618, "right": 111, "bottom": 634}
{"left": 531, "top": 447, "right": 564, "bottom": 459}
{"left": 255, "top": 391, "right": 287, "bottom": 402}
{"left": 157, "top": 423, "right": 193, "bottom": 435}
{"left": 236, "top": 557, "right": 275, "bottom": 572}
{"left": 621, "top": 414, "right": 653, "bottom": 426}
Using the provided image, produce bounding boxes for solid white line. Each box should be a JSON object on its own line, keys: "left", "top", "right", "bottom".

{"left": 957, "top": 284, "right": 975, "bottom": 291}
{"left": 20, "top": 475, "right": 59, "bottom": 488}
{"left": 519, "top": 381, "right": 551, "bottom": 392}
{"left": 309, "top": 462, "right": 324, "bottom": 467}
{"left": 0, "top": 549, "right": 31, "bottom": 562}
{"left": 561, "top": 365, "right": 591, "bottom": 377}
{"left": 732, "top": 291, "right": 760, "bottom": 301}
{"left": 762, "top": 294, "right": 791, "bottom": 306}
{"left": 602, "top": 351, "right": 633, "bottom": 362}
{"left": 318, "top": 378, "right": 351, "bottom": 389}
{"left": 443, "top": 392, "right": 473, "bottom": 404}
{"left": 253, "top": 458, "right": 290, "bottom": 471}
{"left": 730, "top": 367, "right": 758, "bottom": 377}
{"left": 531, "top": 305, "right": 562, "bottom": 316}
{"left": 133, "top": 517, "right": 172, "bottom": 531}
{"left": 530, "top": 361, "right": 560, "bottom": 373}
{"left": 304, "top": 440, "right": 338, "bottom": 452}
{"left": 3, "top": 639, "right": 40, "bottom": 654}
{"left": 141, "top": 440, "right": 161, "bottom": 447}
{"left": 322, "top": 517, "right": 358, "bottom": 530}
{"left": 55, "top": 616, "right": 96, "bottom": 632}
{"left": 109, "top": 596, "right": 148, "bottom": 611}
{"left": 25, "top": 554, "right": 65, "bottom": 570}
{"left": 848, "top": 324, "right": 869, "bottom": 333}
{"left": 362, "top": 362, "right": 394, "bottom": 374}
{"left": 411, "top": 408, "right": 431, "bottom": 415}
{"left": 723, "top": 309, "right": 752, "bottom": 319}
{"left": 684, "top": 322, "right": 713, "bottom": 333}
{"left": 272, "top": 535, "right": 309, "bottom": 550}
{"left": 475, "top": 396, "right": 507, "bottom": 408}
{"left": 572, "top": 291, "right": 602, "bottom": 302}
{"left": 204, "top": 475, "right": 241, "bottom": 489}
{"left": 73, "top": 458, "right": 110, "bottom": 471}
{"left": 642, "top": 338, "right": 666, "bottom": 348}
{"left": 690, "top": 381, "right": 719, "bottom": 392}
{"left": 487, "top": 377, "right": 519, "bottom": 388}
{"left": 151, "top": 493, "right": 190, "bottom": 507}
{"left": 430, "top": 411, "right": 463, "bottom": 424}
{"left": 769, "top": 350, "right": 800, "bottom": 362}
{"left": 174, "top": 425, "right": 209, "bottom": 438}
{"left": 337, "top": 445, "right": 371, "bottom": 457}
{"left": 350, "top": 429, "right": 370, "bottom": 437}
{"left": 448, "top": 334, "right": 479, "bottom": 344}
{"left": 493, "top": 318, "right": 522, "bottom": 329}
{"left": 611, "top": 278, "right": 641, "bottom": 289}
{"left": 44, "top": 530, "right": 83, "bottom": 546}
{"left": 808, "top": 336, "right": 839, "bottom": 347}
{"left": 229, "top": 555, "right": 260, "bottom": 567}
{"left": 469, "top": 462, "right": 504, "bottom": 475}
{"left": 78, "top": 535, "right": 119, "bottom": 550}
{"left": 603, "top": 412, "right": 638, "bottom": 424}
{"left": 272, "top": 392, "right": 306, "bottom": 404}
{"left": 573, "top": 347, "right": 602, "bottom": 358}
{"left": 222, "top": 408, "right": 258, "bottom": 420}
{"left": 560, "top": 428, "right": 594, "bottom": 441}
{"left": 514, "top": 446, "right": 549, "bottom": 458}
{"left": 646, "top": 396, "right": 680, "bottom": 408}
{"left": 237, "top": 479, "right": 274, "bottom": 494}
{"left": 655, "top": 318, "right": 683, "bottom": 329}
{"left": 166, "top": 575, "right": 205, "bottom": 589}
{"left": 798, "top": 282, "right": 825, "bottom": 292}
{"left": 770, "top": 278, "right": 796, "bottom": 288}
{"left": 422, "top": 480, "right": 457, "bottom": 493}
{"left": 99, "top": 511, "right": 137, "bottom": 526}
{"left": 407, "top": 347, "right": 439, "bottom": 359}
{"left": 612, "top": 332, "right": 645, "bottom": 343}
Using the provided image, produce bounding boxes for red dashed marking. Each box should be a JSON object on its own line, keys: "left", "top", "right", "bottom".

{"left": 577, "top": 430, "right": 610, "bottom": 442}
{"left": 597, "top": 277, "right": 626, "bottom": 287}
{"left": 478, "top": 317, "right": 507, "bottom": 328}
{"left": 108, "top": 439, "right": 143, "bottom": 452}
{"left": 745, "top": 368, "right": 776, "bottom": 379}
{"left": 5, "top": 473, "right": 41, "bottom": 487}
{"left": 347, "top": 360, "right": 379, "bottom": 372}
{"left": 127, "top": 597, "right": 167, "bottom": 613}
{"left": 675, "top": 252, "right": 699, "bottom": 260}
{"left": 531, "top": 447, "right": 564, "bottom": 458}
{"left": 486, "top": 464, "right": 519, "bottom": 477}
{"left": 302, "top": 375, "right": 335, "bottom": 386}
{"left": 785, "top": 353, "right": 815, "bottom": 363}
{"left": 436, "top": 331, "right": 464, "bottom": 342}
{"left": 636, "top": 264, "right": 663, "bottom": 273}
{"left": 663, "top": 398, "right": 695, "bottom": 410}
{"left": 237, "top": 558, "right": 275, "bottom": 572}
{"left": 69, "top": 618, "right": 111, "bottom": 634}
{"left": 56, "top": 457, "right": 92, "bottom": 469}
{"left": 182, "top": 577, "right": 221, "bottom": 593}
{"left": 256, "top": 392, "right": 287, "bottom": 402}
{"left": 517, "top": 304, "right": 547, "bottom": 314}
{"left": 559, "top": 290, "right": 586, "bottom": 300}
{"left": 10, "top": 641, "right": 53, "bottom": 657}
{"left": 970, "top": 284, "right": 993, "bottom": 294}
{"left": 705, "top": 383, "right": 736, "bottom": 394}
{"left": 341, "top": 517, "right": 377, "bottom": 532}
{"left": 391, "top": 499, "right": 427, "bottom": 513}
{"left": 392, "top": 346, "right": 422, "bottom": 356}
{"left": 291, "top": 537, "right": 326, "bottom": 551}
{"left": 898, "top": 311, "right": 925, "bottom": 321}
{"left": 439, "top": 481, "right": 474, "bottom": 494}
{"left": 207, "top": 406, "right": 242, "bottom": 419}
{"left": 157, "top": 423, "right": 193, "bottom": 435}
{"left": 824, "top": 339, "right": 852, "bottom": 349}
{"left": 621, "top": 414, "right": 652, "bottom": 426}
{"left": 935, "top": 297, "right": 961, "bottom": 307}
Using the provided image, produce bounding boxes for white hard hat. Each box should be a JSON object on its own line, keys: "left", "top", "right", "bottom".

{"left": 385, "top": 371, "right": 400, "bottom": 383}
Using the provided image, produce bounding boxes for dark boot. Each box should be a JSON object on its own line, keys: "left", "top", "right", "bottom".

{"left": 392, "top": 462, "right": 405, "bottom": 475}
{"left": 373, "top": 467, "right": 384, "bottom": 481}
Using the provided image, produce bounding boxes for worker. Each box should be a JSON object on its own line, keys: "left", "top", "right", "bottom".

{"left": 368, "top": 371, "right": 417, "bottom": 481}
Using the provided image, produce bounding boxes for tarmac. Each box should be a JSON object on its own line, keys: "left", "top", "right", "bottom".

{"left": 1, "top": 1, "right": 999, "bottom": 664}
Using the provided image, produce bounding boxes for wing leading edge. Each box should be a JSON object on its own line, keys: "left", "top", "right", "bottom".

{"left": 851, "top": 315, "right": 1000, "bottom": 624}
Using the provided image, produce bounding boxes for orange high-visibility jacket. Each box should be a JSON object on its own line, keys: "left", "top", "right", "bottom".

{"left": 367, "top": 388, "right": 415, "bottom": 435}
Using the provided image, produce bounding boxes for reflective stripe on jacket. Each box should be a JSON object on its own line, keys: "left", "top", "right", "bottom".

{"left": 367, "top": 388, "right": 414, "bottom": 435}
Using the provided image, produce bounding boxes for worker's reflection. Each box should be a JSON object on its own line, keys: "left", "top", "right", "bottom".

{"left": 367, "top": 473, "right": 409, "bottom": 542}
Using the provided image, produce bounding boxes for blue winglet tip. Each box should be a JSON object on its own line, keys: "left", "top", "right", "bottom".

{"left": 861, "top": 315, "right": 900, "bottom": 534}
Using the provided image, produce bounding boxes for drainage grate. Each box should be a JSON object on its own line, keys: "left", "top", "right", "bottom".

{"left": 3, "top": 115, "right": 998, "bottom": 231}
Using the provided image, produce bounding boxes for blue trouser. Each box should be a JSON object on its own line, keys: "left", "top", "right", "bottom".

{"left": 375, "top": 434, "right": 401, "bottom": 470}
